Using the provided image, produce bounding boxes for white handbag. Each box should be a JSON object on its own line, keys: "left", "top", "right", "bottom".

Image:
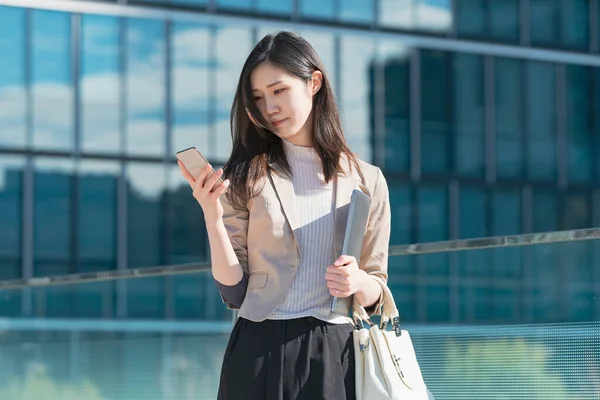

{"left": 353, "top": 282, "right": 434, "bottom": 400}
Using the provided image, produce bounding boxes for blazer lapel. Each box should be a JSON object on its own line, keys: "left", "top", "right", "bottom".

{"left": 268, "top": 163, "right": 301, "bottom": 234}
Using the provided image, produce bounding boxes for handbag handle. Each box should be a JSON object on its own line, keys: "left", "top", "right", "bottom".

{"left": 352, "top": 280, "right": 403, "bottom": 336}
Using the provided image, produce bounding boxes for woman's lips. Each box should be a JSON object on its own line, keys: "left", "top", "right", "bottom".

{"left": 272, "top": 118, "right": 287, "bottom": 127}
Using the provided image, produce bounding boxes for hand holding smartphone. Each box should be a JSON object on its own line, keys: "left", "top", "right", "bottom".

{"left": 176, "top": 147, "right": 226, "bottom": 193}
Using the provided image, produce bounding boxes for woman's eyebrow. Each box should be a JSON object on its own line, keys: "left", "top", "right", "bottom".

{"left": 252, "top": 80, "right": 284, "bottom": 92}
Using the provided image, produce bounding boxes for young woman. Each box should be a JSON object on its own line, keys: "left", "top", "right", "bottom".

{"left": 178, "top": 31, "right": 391, "bottom": 400}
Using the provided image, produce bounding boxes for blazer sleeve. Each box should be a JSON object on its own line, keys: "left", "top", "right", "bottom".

{"left": 216, "top": 194, "right": 250, "bottom": 310}
{"left": 359, "top": 167, "right": 391, "bottom": 316}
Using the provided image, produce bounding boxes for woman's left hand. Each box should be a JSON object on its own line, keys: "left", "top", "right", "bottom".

{"left": 325, "top": 255, "right": 368, "bottom": 298}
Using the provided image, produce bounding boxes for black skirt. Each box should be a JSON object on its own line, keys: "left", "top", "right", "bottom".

{"left": 217, "top": 316, "right": 356, "bottom": 400}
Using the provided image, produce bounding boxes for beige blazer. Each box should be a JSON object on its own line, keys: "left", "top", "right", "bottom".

{"left": 219, "top": 156, "right": 391, "bottom": 322}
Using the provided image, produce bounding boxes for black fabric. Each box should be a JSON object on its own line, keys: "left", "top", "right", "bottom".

{"left": 214, "top": 274, "right": 248, "bottom": 308}
{"left": 218, "top": 317, "right": 356, "bottom": 400}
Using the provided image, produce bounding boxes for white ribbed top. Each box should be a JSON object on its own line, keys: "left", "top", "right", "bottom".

{"left": 268, "top": 139, "right": 351, "bottom": 324}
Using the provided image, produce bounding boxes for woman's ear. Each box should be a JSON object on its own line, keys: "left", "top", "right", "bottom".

{"left": 310, "top": 70, "right": 323, "bottom": 95}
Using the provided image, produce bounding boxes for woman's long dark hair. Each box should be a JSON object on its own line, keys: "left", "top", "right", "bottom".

{"left": 223, "top": 31, "right": 361, "bottom": 210}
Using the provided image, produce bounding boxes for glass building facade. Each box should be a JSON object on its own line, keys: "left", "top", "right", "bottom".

{"left": 1, "top": 0, "right": 600, "bottom": 324}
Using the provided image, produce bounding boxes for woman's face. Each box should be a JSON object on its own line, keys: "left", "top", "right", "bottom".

{"left": 250, "top": 62, "right": 321, "bottom": 147}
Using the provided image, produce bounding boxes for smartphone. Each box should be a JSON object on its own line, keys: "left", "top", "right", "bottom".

{"left": 176, "top": 147, "right": 225, "bottom": 192}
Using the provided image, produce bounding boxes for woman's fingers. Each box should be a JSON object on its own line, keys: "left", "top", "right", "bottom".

{"left": 211, "top": 179, "right": 230, "bottom": 199}
{"left": 202, "top": 168, "right": 224, "bottom": 195}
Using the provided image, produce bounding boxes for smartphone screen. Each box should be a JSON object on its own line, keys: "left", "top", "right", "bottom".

{"left": 176, "top": 147, "right": 225, "bottom": 192}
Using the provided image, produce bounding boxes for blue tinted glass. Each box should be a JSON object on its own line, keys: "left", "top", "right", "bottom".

{"left": 459, "top": 187, "right": 487, "bottom": 238}
{"left": 172, "top": 22, "right": 211, "bottom": 154}
{"left": 388, "top": 182, "right": 412, "bottom": 244}
{"left": 421, "top": 50, "right": 449, "bottom": 174}
{"left": 301, "top": 0, "right": 335, "bottom": 20}
{"left": 257, "top": 0, "right": 293, "bottom": 14}
{"left": 560, "top": 0, "right": 589, "bottom": 50}
{"left": 0, "top": 7, "right": 26, "bottom": 148}
{"left": 417, "top": 0, "right": 452, "bottom": 33}
{"left": 126, "top": 277, "right": 165, "bottom": 318}
{"left": 339, "top": 0, "right": 374, "bottom": 24}
{"left": 454, "top": 53, "right": 484, "bottom": 177}
{"left": 417, "top": 185, "right": 448, "bottom": 242}
{"left": 340, "top": 36, "right": 375, "bottom": 161}
{"left": 527, "top": 62, "right": 556, "bottom": 181}
{"left": 33, "top": 159, "right": 74, "bottom": 276}
{"left": 78, "top": 161, "right": 119, "bottom": 270}
{"left": 491, "top": 189, "right": 520, "bottom": 236}
{"left": 214, "top": 26, "right": 252, "bottom": 161}
{"left": 426, "top": 284, "right": 449, "bottom": 321}
{"left": 566, "top": 65, "right": 592, "bottom": 183}
{"left": 217, "top": 0, "right": 251, "bottom": 10}
{"left": 0, "top": 157, "right": 23, "bottom": 280}
{"left": 168, "top": 166, "right": 208, "bottom": 264}
{"left": 489, "top": 0, "right": 519, "bottom": 43}
{"left": 81, "top": 15, "right": 120, "bottom": 154}
{"left": 379, "top": 42, "right": 410, "bottom": 172}
{"left": 530, "top": 0, "right": 557, "bottom": 46}
{"left": 126, "top": 19, "right": 166, "bottom": 157}
{"left": 379, "top": 0, "right": 413, "bottom": 29}
{"left": 127, "top": 162, "right": 166, "bottom": 268}
{"left": 456, "top": 0, "right": 485, "bottom": 37}
{"left": 533, "top": 189, "right": 557, "bottom": 232}
{"left": 495, "top": 58, "right": 524, "bottom": 179}
{"left": 172, "top": 0, "right": 208, "bottom": 5}
{"left": 32, "top": 10, "right": 73, "bottom": 151}
{"left": 564, "top": 193, "right": 591, "bottom": 230}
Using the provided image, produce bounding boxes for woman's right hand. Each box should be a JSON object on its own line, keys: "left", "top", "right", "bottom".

{"left": 178, "top": 161, "right": 230, "bottom": 224}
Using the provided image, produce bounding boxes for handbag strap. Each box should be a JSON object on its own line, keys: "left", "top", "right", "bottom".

{"left": 352, "top": 280, "right": 403, "bottom": 336}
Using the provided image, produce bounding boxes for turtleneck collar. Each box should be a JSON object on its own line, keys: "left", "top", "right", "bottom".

{"left": 282, "top": 139, "right": 319, "bottom": 164}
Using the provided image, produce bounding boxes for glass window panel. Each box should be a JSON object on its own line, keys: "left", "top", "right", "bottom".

{"left": 340, "top": 36, "right": 375, "bottom": 162}
{"left": 564, "top": 193, "right": 591, "bottom": 230}
{"left": 127, "top": 162, "right": 166, "bottom": 268}
{"left": 257, "top": 0, "right": 293, "bottom": 15}
{"left": 532, "top": 189, "right": 557, "bottom": 233}
{"left": 172, "top": 22, "right": 211, "bottom": 155}
{"left": 81, "top": 15, "right": 120, "bottom": 154}
{"left": 379, "top": 0, "right": 414, "bottom": 29}
{"left": 417, "top": 185, "right": 448, "bottom": 242}
{"left": 491, "top": 188, "right": 520, "bottom": 236}
{"left": 78, "top": 160, "right": 119, "bottom": 271}
{"left": 339, "top": 0, "right": 374, "bottom": 24}
{"left": 489, "top": 0, "right": 519, "bottom": 43}
{"left": 214, "top": 26, "right": 252, "bottom": 162}
{"left": 0, "top": 157, "right": 24, "bottom": 280}
{"left": 527, "top": 62, "right": 556, "bottom": 181}
{"left": 301, "top": 0, "right": 335, "bottom": 20}
{"left": 459, "top": 187, "right": 487, "bottom": 239}
{"left": 33, "top": 158, "right": 75, "bottom": 276}
{"left": 379, "top": 41, "right": 410, "bottom": 172}
{"left": 172, "top": 0, "right": 209, "bottom": 5}
{"left": 217, "top": 0, "right": 251, "bottom": 10}
{"left": 32, "top": 10, "right": 73, "bottom": 151}
{"left": 388, "top": 182, "right": 412, "bottom": 245}
{"left": 559, "top": 0, "right": 589, "bottom": 50}
{"left": 456, "top": 0, "right": 485, "bottom": 38}
{"left": 454, "top": 53, "right": 484, "bottom": 177}
{"left": 0, "top": 7, "right": 26, "bottom": 148}
{"left": 126, "top": 277, "right": 165, "bottom": 319}
{"left": 416, "top": 0, "right": 452, "bottom": 33}
{"left": 495, "top": 58, "right": 524, "bottom": 179}
{"left": 425, "top": 284, "right": 450, "bottom": 322}
{"left": 168, "top": 166, "right": 208, "bottom": 264}
{"left": 566, "top": 65, "right": 592, "bottom": 184}
{"left": 421, "top": 50, "right": 449, "bottom": 174}
{"left": 530, "top": 0, "right": 557, "bottom": 47}
{"left": 298, "top": 31, "right": 336, "bottom": 93}
{"left": 126, "top": 19, "right": 166, "bottom": 157}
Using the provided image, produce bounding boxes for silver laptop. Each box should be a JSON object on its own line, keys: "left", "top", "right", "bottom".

{"left": 331, "top": 189, "right": 371, "bottom": 313}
